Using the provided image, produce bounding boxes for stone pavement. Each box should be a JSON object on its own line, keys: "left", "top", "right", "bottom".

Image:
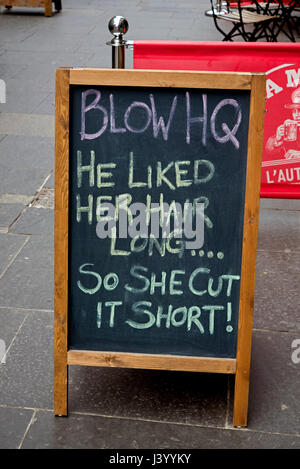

{"left": 0, "top": 0, "right": 299, "bottom": 450}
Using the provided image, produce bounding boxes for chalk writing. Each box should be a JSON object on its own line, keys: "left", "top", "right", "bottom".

{"left": 69, "top": 84, "right": 250, "bottom": 357}
{"left": 81, "top": 90, "right": 242, "bottom": 149}
{"left": 76, "top": 263, "right": 238, "bottom": 335}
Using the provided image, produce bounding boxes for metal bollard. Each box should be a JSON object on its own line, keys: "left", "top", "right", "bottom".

{"left": 106, "top": 16, "right": 130, "bottom": 69}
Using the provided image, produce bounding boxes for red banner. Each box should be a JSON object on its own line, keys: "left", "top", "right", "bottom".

{"left": 133, "top": 41, "right": 300, "bottom": 198}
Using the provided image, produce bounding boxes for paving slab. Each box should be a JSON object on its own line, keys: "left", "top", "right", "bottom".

{"left": 2, "top": 81, "right": 49, "bottom": 114}
{"left": 21, "top": 410, "right": 300, "bottom": 449}
{"left": 68, "top": 366, "right": 229, "bottom": 428}
{"left": 0, "top": 135, "right": 53, "bottom": 194}
{"left": 256, "top": 250, "right": 300, "bottom": 275}
{"left": 0, "top": 113, "right": 54, "bottom": 138}
{"left": 5, "top": 63, "right": 56, "bottom": 93}
{"left": 0, "top": 63, "right": 27, "bottom": 80}
{"left": 0, "top": 204, "right": 25, "bottom": 232}
{"left": 1, "top": 11, "right": 100, "bottom": 37}
{"left": 33, "top": 93, "right": 54, "bottom": 115}
{"left": 10, "top": 207, "right": 53, "bottom": 236}
{"left": 62, "top": 0, "right": 101, "bottom": 8}
{"left": 254, "top": 258, "right": 300, "bottom": 331}
{"left": 0, "top": 15, "right": 40, "bottom": 41}
{"left": 232, "top": 330, "right": 300, "bottom": 435}
{"left": 0, "top": 235, "right": 53, "bottom": 310}
{"left": 0, "top": 307, "right": 27, "bottom": 360}
{"left": 0, "top": 407, "right": 34, "bottom": 449}
{"left": 0, "top": 134, "right": 54, "bottom": 169}
{"left": 257, "top": 209, "right": 300, "bottom": 253}
{"left": 2, "top": 31, "right": 88, "bottom": 54}
{"left": 0, "top": 49, "right": 96, "bottom": 67}
{"left": 260, "top": 199, "right": 300, "bottom": 211}
{"left": 0, "top": 233, "right": 28, "bottom": 275}
{"left": 0, "top": 310, "right": 53, "bottom": 410}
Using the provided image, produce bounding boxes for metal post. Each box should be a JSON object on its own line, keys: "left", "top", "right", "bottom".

{"left": 107, "top": 16, "right": 129, "bottom": 69}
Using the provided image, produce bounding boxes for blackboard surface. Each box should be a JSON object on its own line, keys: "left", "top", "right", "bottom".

{"left": 68, "top": 85, "right": 250, "bottom": 358}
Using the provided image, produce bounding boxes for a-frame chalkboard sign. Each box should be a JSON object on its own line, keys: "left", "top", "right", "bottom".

{"left": 54, "top": 68, "right": 265, "bottom": 427}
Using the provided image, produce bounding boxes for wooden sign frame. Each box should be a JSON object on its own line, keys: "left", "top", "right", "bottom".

{"left": 54, "top": 68, "right": 265, "bottom": 427}
{"left": 0, "top": 0, "right": 54, "bottom": 16}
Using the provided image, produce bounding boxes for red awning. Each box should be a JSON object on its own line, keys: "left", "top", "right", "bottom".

{"left": 134, "top": 41, "right": 300, "bottom": 198}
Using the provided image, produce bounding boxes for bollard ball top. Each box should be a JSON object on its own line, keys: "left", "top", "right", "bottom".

{"left": 108, "top": 16, "right": 129, "bottom": 36}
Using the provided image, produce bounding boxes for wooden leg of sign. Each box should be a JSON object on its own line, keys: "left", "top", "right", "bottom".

{"left": 44, "top": 0, "right": 52, "bottom": 16}
{"left": 232, "top": 187, "right": 257, "bottom": 428}
{"left": 54, "top": 288, "right": 68, "bottom": 416}
{"left": 233, "top": 75, "right": 265, "bottom": 427}
{"left": 54, "top": 363, "right": 68, "bottom": 416}
{"left": 54, "top": 68, "right": 71, "bottom": 416}
{"left": 233, "top": 359, "right": 251, "bottom": 427}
